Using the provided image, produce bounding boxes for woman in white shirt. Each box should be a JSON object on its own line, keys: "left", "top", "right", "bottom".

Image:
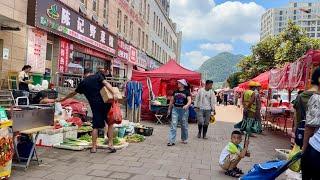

{"left": 18, "top": 65, "right": 32, "bottom": 92}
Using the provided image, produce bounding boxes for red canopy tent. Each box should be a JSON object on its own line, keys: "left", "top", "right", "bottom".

{"left": 131, "top": 60, "right": 202, "bottom": 120}
{"left": 236, "top": 71, "right": 270, "bottom": 91}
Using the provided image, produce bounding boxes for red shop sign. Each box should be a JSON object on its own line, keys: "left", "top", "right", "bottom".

{"left": 59, "top": 38, "right": 72, "bottom": 73}
{"left": 129, "top": 46, "right": 137, "bottom": 64}
{"left": 117, "top": 39, "right": 130, "bottom": 61}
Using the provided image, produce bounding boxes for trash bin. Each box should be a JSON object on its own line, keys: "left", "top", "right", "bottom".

{"left": 0, "top": 120, "right": 13, "bottom": 179}
{"left": 31, "top": 73, "right": 43, "bottom": 85}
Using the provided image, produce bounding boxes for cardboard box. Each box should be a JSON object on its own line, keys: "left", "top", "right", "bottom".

{"left": 100, "top": 87, "right": 123, "bottom": 103}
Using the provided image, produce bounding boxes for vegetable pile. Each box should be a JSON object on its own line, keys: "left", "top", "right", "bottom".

{"left": 0, "top": 137, "right": 13, "bottom": 167}
{"left": 125, "top": 134, "right": 145, "bottom": 143}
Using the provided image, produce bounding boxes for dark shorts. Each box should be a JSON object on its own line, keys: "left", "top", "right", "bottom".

{"left": 301, "top": 144, "right": 320, "bottom": 180}
{"left": 90, "top": 102, "right": 112, "bottom": 129}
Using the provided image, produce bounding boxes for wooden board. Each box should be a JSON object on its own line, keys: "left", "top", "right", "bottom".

{"left": 20, "top": 126, "right": 53, "bottom": 134}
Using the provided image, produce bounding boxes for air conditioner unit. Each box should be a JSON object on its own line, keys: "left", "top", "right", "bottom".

{"left": 92, "top": 14, "right": 99, "bottom": 23}
{"left": 79, "top": 3, "right": 87, "bottom": 15}
{"left": 103, "top": 20, "right": 108, "bottom": 29}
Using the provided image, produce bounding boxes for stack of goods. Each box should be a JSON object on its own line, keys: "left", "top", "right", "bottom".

{"left": 134, "top": 124, "right": 154, "bottom": 136}
{"left": 151, "top": 96, "right": 167, "bottom": 106}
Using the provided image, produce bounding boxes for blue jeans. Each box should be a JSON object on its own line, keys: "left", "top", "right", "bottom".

{"left": 168, "top": 107, "right": 189, "bottom": 143}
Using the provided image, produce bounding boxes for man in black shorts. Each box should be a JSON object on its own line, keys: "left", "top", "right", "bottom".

{"left": 59, "top": 69, "right": 117, "bottom": 153}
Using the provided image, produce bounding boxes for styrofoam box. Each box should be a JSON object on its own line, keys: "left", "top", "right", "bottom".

{"left": 33, "top": 132, "right": 63, "bottom": 147}
{"left": 63, "top": 130, "right": 77, "bottom": 140}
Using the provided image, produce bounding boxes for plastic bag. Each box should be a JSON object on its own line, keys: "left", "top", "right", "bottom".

{"left": 210, "top": 115, "right": 216, "bottom": 124}
{"left": 108, "top": 102, "right": 122, "bottom": 125}
{"left": 288, "top": 144, "right": 301, "bottom": 172}
{"left": 55, "top": 103, "right": 63, "bottom": 116}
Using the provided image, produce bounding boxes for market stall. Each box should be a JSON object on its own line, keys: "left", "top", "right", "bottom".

{"left": 131, "top": 60, "right": 201, "bottom": 122}
{"left": 0, "top": 117, "right": 13, "bottom": 179}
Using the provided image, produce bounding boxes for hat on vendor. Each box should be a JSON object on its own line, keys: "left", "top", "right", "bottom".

{"left": 248, "top": 81, "right": 261, "bottom": 87}
{"left": 177, "top": 79, "right": 188, "bottom": 87}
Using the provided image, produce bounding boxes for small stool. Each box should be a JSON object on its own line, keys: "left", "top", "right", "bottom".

{"left": 155, "top": 114, "right": 163, "bottom": 124}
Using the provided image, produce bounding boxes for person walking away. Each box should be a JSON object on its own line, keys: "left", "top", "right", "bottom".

{"left": 224, "top": 93, "right": 228, "bottom": 106}
{"left": 59, "top": 71, "right": 117, "bottom": 153}
{"left": 293, "top": 88, "right": 316, "bottom": 149}
{"left": 301, "top": 67, "right": 320, "bottom": 180}
{"left": 18, "top": 65, "right": 32, "bottom": 92}
{"left": 167, "top": 79, "right": 191, "bottom": 146}
{"left": 194, "top": 80, "right": 216, "bottom": 139}
{"left": 219, "top": 130, "right": 250, "bottom": 178}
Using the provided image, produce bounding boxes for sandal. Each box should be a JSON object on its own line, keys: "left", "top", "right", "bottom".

{"left": 233, "top": 167, "right": 244, "bottom": 175}
{"left": 107, "top": 147, "right": 117, "bottom": 153}
{"left": 90, "top": 147, "right": 97, "bottom": 153}
{"left": 225, "top": 170, "right": 241, "bottom": 178}
{"left": 167, "top": 143, "right": 175, "bottom": 146}
{"left": 181, "top": 141, "right": 188, "bottom": 144}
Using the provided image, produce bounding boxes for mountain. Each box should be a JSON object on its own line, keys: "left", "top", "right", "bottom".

{"left": 198, "top": 52, "right": 244, "bottom": 83}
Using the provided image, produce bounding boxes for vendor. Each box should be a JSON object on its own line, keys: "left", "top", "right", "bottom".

{"left": 18, "top": 65, "right": 32, "bottom": 92}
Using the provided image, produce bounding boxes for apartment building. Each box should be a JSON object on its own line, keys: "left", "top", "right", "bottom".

{"left": 261, "top": 2, "right": 320, "bottom": 40}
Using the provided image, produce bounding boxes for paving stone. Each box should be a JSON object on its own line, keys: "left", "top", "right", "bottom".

{"left": 109, "top": 172, "right": 132, "bottom": 179}
{"left": 43, "top": 172, "right": 70, "bottom": 180}
{"left": 26, "top": 169, "right": 52, "bottom": 178}
{"left": 167, "top": 171, "right": 189, "bottom": 179}
{"left": 192, "top": 163, "right": 211, "bottom": 170}
{"left": 88, "top": 170, "right": 113, "bottom": 177}
{"left": 66, "top": 174, "right": 93, "bottom": 180}
{"left": 129, "top": 174, "right": 154, "bottom": 180}
{"left": 87, "top": 163, "right": 109, "bottom": 170}
{"left": 127, "top": 161, "right": 143, "bottom": 167}
{"left": 189, "top": 173, "right": 211, "bottom": 180}
{"left": 147, "top": 169, "right": 168, "bottom": 177}
{"left": 126, "top": 167, "right": 150, "bottom": 174}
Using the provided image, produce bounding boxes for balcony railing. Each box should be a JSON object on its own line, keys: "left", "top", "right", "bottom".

{"left": 55, "top": 73, "right": 128, "bottom": 94}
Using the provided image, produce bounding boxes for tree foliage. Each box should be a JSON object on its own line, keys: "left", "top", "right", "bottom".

{"left": 236, "top": 20, "right": 320, "bottom": 84}
{"left": 227, "top": 72, "right": 242, "bottom": 89}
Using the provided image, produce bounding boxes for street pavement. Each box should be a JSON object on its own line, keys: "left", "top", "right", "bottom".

{"left": 11, "top": 106, "right": 291, "bottom": 180}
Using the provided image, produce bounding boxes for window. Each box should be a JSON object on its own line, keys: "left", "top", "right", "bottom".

{"left": 152, "top": 41, "right": 154, "bottom": 55}
{"left": 142, "top": 31, "right": 145, "bottom": 49}
{"left": 143, "top": 0, "right": 147, "bottom": 18}
{"left": 117, "top": 9, "right": 122, "bottom": 33}
{"left": 153, "top": 12, "right": 156, "bottom": 30}
{"left": 311, "top": 27, "right": 315, "bottom": 31}
{"left": 80, "top": 0, "right": 87, "bottom": 7}
{"left": 279, "top": 16, "right": 282, "bottom": 21}
{"left": 294, "top": 10, "right": 297, "bottom": 14}
{"left": 310, "top": 33, "right": 315, "bottom": 37}
{"left": 147, "top": 4, "right": 150, "bottom": 23}
{"left": 309, "top": 3, "right": 312, "bottom": 7}
{"left": 317, "top": 33, "right": 320, "bottom": 37}
{"left": 317, "top": 27, "right": 320, "bottom": 31}
{"left": 92, "top": 0, "right": 98, "bottom": 12}
{"left": 46, "top": 42, "right": 53, "bottom": 61}
{"left": 294, "top": 3, "right": 297, "bottom": 7}
{"left": 158, "top": 19, "right": 160, "bottom": 36}
{"left": 124, "top": 15, "right": 128, "bottom": 36}
{"left": 279, "top": 11, "right": 283, "bottom": 15}
{"left": 145, "top": 35, "right": 148, "bottom": 51}
{"left": 103, "top": 0, "right": 109, "bottom": 19}
{"left": 129, "top": 21, "right": 134, "bottom": 40}
{"left": 138, "top": 28, "right": 141, "bottom": 47}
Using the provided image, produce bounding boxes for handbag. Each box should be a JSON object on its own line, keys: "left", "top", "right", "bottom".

{"left": 306, "top": 94, "right": 320, "bottom": 127}
{"left": 107, "top": 101, "right": 122, "bottom": 125}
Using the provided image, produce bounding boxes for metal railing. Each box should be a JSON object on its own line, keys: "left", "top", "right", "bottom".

{"left": 55, "top": 73, "right": 128, "bottom": 93}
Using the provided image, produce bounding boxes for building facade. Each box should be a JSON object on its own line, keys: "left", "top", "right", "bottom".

{"left": 0, "top": 0, "right": 181, "bottom": 89}
{"left": 260, "top": 2, "right": 320, "bottom": 40}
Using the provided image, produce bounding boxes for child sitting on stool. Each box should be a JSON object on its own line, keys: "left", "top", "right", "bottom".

{"left": 219, "top": 130, "right": 250, "bottom": 178}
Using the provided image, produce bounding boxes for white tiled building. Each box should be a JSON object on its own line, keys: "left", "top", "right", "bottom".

{"left": 261, "top": 2, "right": 320, "bottom": 40}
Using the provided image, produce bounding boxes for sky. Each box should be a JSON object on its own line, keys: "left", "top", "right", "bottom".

{"left": 170, "top": 0, "right": 315, "bottom": 70}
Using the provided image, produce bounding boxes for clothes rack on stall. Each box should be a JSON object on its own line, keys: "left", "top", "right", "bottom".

{"left": 126, "top": 81, "right": 142, "bottom": 123}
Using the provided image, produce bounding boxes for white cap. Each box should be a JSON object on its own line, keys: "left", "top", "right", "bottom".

{"left": 177, "top": 79, "right": 188, "bottom": 87}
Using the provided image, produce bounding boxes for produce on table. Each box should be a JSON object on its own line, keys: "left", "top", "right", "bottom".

{"left": 0, "top": 137, "right": 13, "bottom": 167}
{"left": 79, "top": 134, "right": 92, "bottom": 142}
{"left": 78, "top": 126, "right": 93, "bottom": 132}
{"left": 125, "top": 134, "right": 145, "bottom": 143}
{"left": 60, "top": 138, "right": 90, "bottom": 146}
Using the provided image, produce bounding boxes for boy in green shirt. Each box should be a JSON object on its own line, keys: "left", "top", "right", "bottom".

{"left": 219, "top": 130, "right": 250, "bottom": 178}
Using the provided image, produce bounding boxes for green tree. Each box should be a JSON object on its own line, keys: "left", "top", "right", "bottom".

{"left": 235, "top": 19, "right": 320, "bottom": 83}
{"left": 227, "top": 72, "right": 242, "bottom": 88}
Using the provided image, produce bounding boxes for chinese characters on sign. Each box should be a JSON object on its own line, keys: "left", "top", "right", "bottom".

{"left": 117, "top": 39, "right": 130, "bottom": 61}
{"left": 28, "top": 0, "right": 117, "bottom": 56}
{"left": 59, "top": 39, "right": 73, "bottom": 73}
{"left": 137, "top": 50, "right": 148, "bottom": 69}
{"left": 129, "top": 46, "right": 137, "bottom": 64}
{"left": 27, "top": 28, "right": 47, "bottom": 73}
